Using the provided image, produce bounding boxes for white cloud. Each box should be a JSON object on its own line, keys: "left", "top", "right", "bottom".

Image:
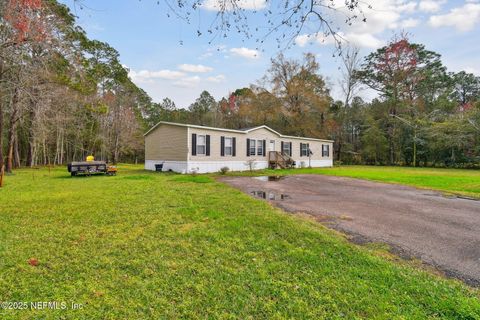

{"left": 397, "top": 1, "right": 417, "bottom": 13}
{"left": 173, "top": 76, "right": 201, "bottom": 88}
{"left": 346, "top": 33, "right": 384, "bottom": 48}
{"left": 202, "top": 0, "right": 267, "bottom": 11}
{"left": 199, "top": 45, "right": 228, "bottom": 60}
{"left": 178, "top": 64, "right": 213, "bottom": 73}
{"left": 129, "top": 69, "right": 185, "bottom": 83}
{"left": 206, "top": 74, "right": 226, "bottom": 83}
{"left": 342, "top": 1, "right": 401, "bottom": 34}
{"left": 335, "top": 0, "right": 421, "bottom": 32}
{"left": 429, "top": 3, "right": 480, "bottom": 32}
{"left": 296, "top": 32, "right": 383, "bottom": 49}
{"left": 419, "top": 0, "right": 446, "bottom": 13}
{"left": 294, "top": 34, "right": 311, "bottom": 47}
{"left": 229, "top": 47, "right": 260, "bottom": 59}
{"left": 399, "top": 18, "right": 421, "bottom": 28}
{"left": 294, "top": 0, "right": 419, "bottom": 49}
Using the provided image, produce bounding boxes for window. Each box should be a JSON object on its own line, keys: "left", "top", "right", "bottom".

{"left": 257, "top": 140, "right": 264, "bottom": 156}
{"left": 197, "top": 135, "right": 206, "bottom": 155}
{"left": 301, "top": 143, "right": 309, "bottom": 157}
{"left": 282, "top": 142, "right": 291, "bottom": 156}
{"left": 249, "top": 139, "right": 256, "bottom": 156}
{"left": 322, "top": 144, "right": 330, "bottom": 157}
{"left": 224, "top": 137, "right": 233, "bottom": 156}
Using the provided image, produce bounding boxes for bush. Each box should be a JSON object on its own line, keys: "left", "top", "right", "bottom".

{"left": 219, "top": 166, "right": 230, "bottom": 175}
{"left": 244, "top": 159, "right": 257, "bottom": 172}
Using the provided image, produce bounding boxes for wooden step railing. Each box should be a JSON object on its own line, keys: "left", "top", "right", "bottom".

{"left": 268, "top": 151, "right": 295, "bottom": 169}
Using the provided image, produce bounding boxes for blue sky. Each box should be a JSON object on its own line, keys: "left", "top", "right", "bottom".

{"left": 60, "top": 0, "right": 480, "bottom": 107}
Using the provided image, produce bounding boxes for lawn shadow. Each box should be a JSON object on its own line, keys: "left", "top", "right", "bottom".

{"left": 54, "top": 174, "right": 113, "bottom": 180}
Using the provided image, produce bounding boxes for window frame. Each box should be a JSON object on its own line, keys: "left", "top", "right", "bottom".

{"left": 322, "top": 144, "right": 330, "bottom": 157}
{"left": 301, "top": 143, "right": 309, "bottom": 157}
{"left": 249, "top": 139, "right": 256, "bottom": 156}
{"left": 282, "top": 142, "right": 291, "bottom": 156}
{"left": 224, "top": 137, "right": 233, "bottom": 156}
{"left": 257, "top": 139, "right": 264, "bottom": 156}
{"left": 196, "top": 134, "right": 206, "bottom": 155}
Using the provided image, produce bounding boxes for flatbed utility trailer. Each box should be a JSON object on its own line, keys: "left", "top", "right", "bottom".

{"left": 67, "top": 161, "right": 115, "bottom": 176}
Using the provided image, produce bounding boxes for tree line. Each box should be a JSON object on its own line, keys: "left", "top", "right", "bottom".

{"left": 0, "top": 0, "right": 150, "bottom": 173}
{"left": 1, "top": 1, "right": 479, "bottom": 172}
{"left": 146, "top": 38, "right": 480, "bottom": 168}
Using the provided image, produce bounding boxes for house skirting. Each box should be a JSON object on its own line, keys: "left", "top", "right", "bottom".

{"left": 146, "top": 159, "right": 332, "bottom": 174}
{"left": 298, "top": 159, "right": 333, "bottom": 168}
{"left": 188, "top": 160, "right": 269, "bottom": 173}
{"left": 145, "top": 160, "right": 189, "bottom": 173}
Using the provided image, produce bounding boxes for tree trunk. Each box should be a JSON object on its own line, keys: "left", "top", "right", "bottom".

{"left": 113, "top": 133, "right": 120, "bottom": 164}
{"left": 42, "top": 138, "right": 47, "bottom": 165}
{"left": 59, "top": 129, "right": 64, "bottom": 165}
{"left": 0, "top": 61, "right": 4, "bottom": 169}
{"left": 336, "top": 136, "right": 342, "bottom": 161}
{"left": 26, "top": 106, "right": 35, "bottom": 167}
{"left": 413, "top": 129, "right": 417, "bottom": 168}
{"left": 14, "top": 135, "right": 20, "bottom": 168}
{"left": 388, "top": 123, "right": 395, "bottom": 165}
{"left": 6, "top": 131, "right": 14, "bottom": 173}
{"left": 0, "top": 100, "right": 4, "bottom": 170}
{"left": 54, "top": 129, "right": 58, "bottom": 165}
{"left": 6, "top": 88, "right": 19, "bottom": 173}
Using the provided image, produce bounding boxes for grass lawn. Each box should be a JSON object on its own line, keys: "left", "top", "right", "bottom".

{"left": 0, "top": 165, "right": 479, "bottom": 319}
{"left": 231, "top": 165, "right": 480, "bottom": 199}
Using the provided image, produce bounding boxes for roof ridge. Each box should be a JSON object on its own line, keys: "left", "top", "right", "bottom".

{"left": 144, "top": 121, "right": 333, "bottom": 142}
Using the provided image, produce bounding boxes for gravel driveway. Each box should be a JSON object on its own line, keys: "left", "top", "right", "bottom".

{"left": 220, "top": 174, "right": 480, "bottom": 286}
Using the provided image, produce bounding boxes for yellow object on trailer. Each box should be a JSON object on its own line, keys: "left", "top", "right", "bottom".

{"left": 67, "top": 155, "right": 117, "bottom": 176}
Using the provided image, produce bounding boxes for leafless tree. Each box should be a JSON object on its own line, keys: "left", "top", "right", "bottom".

{"left": 339, "top": 45, "right": 361, "bottom": 108}
{"left": 73, "top": 0, "right": 365, "bottom": 50}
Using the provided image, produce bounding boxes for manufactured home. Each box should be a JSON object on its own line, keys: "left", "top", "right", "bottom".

{"left": 144, "top": 121, "right": 333, "bottom": 173}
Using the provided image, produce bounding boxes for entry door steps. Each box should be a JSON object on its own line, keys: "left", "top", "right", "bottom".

{"left": 268, "top": 151, "right": 295, "bottom": 169}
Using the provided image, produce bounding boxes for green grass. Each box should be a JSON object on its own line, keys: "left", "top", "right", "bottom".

{"left": 229, "top": 165, "right": 480, "bottom": 199}
{"left": 0, "top": 165, "right": 479, "bottom": 319}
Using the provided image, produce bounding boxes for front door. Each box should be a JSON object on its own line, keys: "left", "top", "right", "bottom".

{"left": 269, "top": 140, "right": 275, "bottom": 151}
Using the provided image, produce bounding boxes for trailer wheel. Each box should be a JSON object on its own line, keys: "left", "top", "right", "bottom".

{"left": 71, "top": 172, "right": 77, "bottom": 177}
